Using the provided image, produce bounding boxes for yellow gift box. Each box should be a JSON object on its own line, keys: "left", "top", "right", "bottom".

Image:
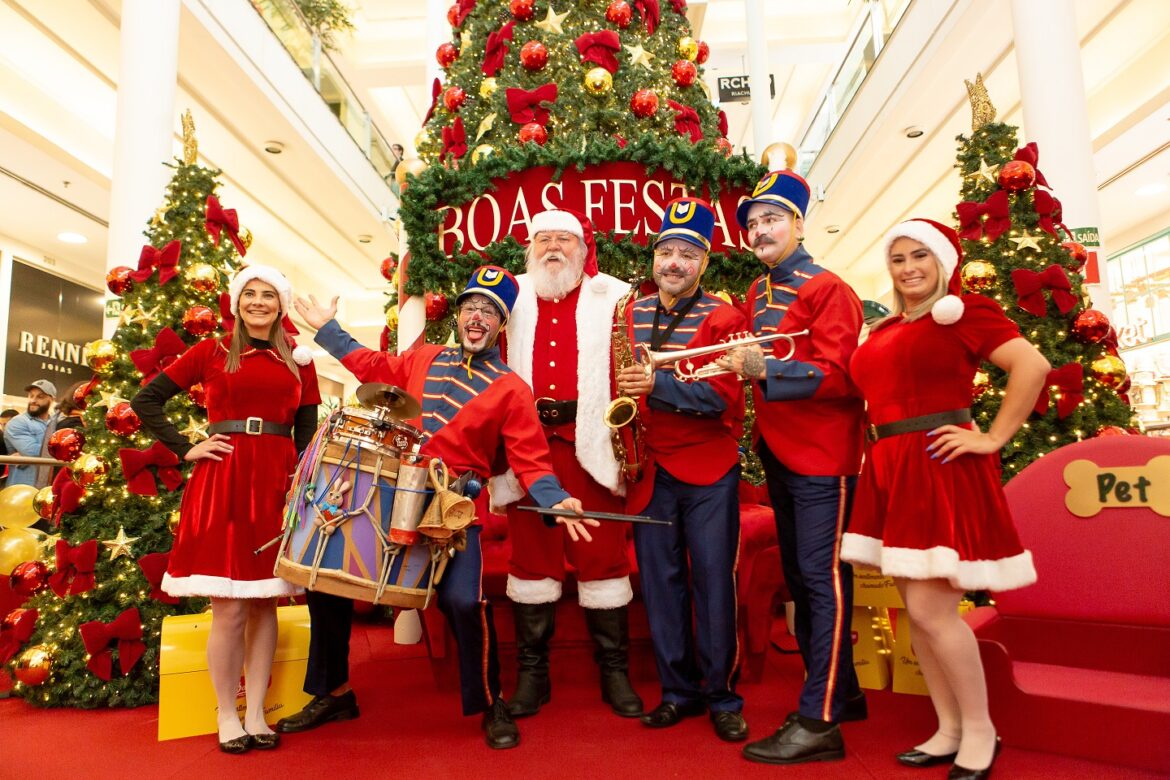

{"left": 850, "top": 606, "right": 892, "bottom": 690}
{"left": 157, "top": 605, "right": 314, "bottom": 741}
{"left": 890, "top": 600, "right": 976, "bottom": 697}
{"left": 852, "top": 565, "right": 904, "bottom": 609}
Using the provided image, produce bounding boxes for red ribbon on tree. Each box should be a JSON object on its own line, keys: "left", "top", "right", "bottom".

{"left": 0, "top": 608, "right": 37, "bottom": 665}
{"left": 441, "top": 117, "right": 467, "bottom": 161}
{"left": 668, "top": 100, "right": 703, "bottom": 142}
{"left": 119, "top": 441, "right": 184, "bottom": 496}
{"left": 1013, "top": 142, "right": 1049, "bottom": 188}
{"left": 137, "top": 552, "right": 179, "bottom": 605}
{"left": 74, "top": 375, "right": 101, "bottom": 411}
{"left": 1033, "top": 362, "right": 1084, "bottom": 419}
{"left": 1011, "top": 265, "right": 1077, "bottom": 317}
{"left": 717, "top": 109, "right": 728, "bottom": 138}
{"left": 47, "top": 539, "right": 98, "bottom": 597}
{"left": 129, "top": 240, "right": 182, "bottom": 285}
{"left": 454, "top": 0, "right": 476, "bottom": 25}
{"left": 505, "top": 84, "right": 558, "bottom": 125}
{"left": 1033, "top": 189, "right": 1067, "bottom": 237}
{"left": 635, "top": 0, "right": 661, "bottom": 33}
{"left": 50, "top": 468, "right": 85, "bottom": 524}
{"left": 956, "top": 190, "right": 1012, "bottom": 242}
{"left": 669, "top": 0, "right": 687, "bottom": 13}
{"left": 576, "top": 30, "right": 622, "bottom": 73}
{"left": 130, "top": 327, "right": 187, "bottom": 386}
{"left": 205, "top": 195, "right": 248, "bottom": 256}
{"left": 423, "top": 78, "right": 443, "bottom": 124}
{"left": 79, "top": 607, "right": 145, "bottom": 681}
{"left": 482, "top": 21, "right": 515, "bottom": 77}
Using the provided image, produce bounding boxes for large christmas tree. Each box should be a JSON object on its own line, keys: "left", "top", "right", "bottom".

{"left": 6, "top": 114, "right": 248, "bottom": 706}
{"left": 954, "top": 75, "right": 1134, "bottom": 480}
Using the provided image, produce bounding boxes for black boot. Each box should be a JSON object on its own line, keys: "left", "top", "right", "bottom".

{"left": 482, "top": 699, "right": 520, "bottom": 750}
{"left": 584, "top": 606, "right": 643, "bottom": 717}
{"left": 508, "top": 602, "right": 555, "bottom": 717}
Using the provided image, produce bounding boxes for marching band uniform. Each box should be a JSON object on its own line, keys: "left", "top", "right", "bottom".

{"left": 626, "top": 199, "right": 748, "bottom": 742}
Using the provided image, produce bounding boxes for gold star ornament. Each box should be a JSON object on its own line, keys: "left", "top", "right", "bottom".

{"left": 965, "top": 158, "right": 1000, "bottom": 185}
{"left": 91, "top": 388, "right": 129, "bottom": 410}
{"left": 627, "top": 44, "right": 655, "bottom": 70}
{"left": 476, "top": 112, "right": 496, "bottom": 141}
{"left": 180, "top": 416, "right": 209, "bottom": 443}
{"left": 103, "top": 525, "right": 141, "bottom": 561}
{"left": 534, "top": 5, "right": 570, "bottom": 35}
{"left": 1010, "top": 232, "right": 1043, "bottom": 252}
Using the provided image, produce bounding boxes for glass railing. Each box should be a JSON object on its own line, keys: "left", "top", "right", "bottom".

{"left": 251, "top": 0, "right": 400, "bottom": 183}
{"left": 796, "top": 0, "right": 911, "bottom": 176}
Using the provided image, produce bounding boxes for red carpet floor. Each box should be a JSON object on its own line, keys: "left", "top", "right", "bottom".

{"left": 1, "top": 616, "right": 1164, "bottom": 779}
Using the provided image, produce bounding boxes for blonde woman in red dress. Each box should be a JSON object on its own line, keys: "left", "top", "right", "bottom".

{"left": 132, "top": 265, "right": 320, "bottom": 754}
{"left": 840, "top": 220, "right": 1047, "bottom": 779}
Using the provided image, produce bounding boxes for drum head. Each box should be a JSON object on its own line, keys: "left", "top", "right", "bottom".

{"left": 356, "top": 383, "right": 422, "bottom": 420}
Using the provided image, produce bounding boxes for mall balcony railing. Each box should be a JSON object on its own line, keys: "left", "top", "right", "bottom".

{"left": 250, "top": 0, "right": 399, "bottom": 182}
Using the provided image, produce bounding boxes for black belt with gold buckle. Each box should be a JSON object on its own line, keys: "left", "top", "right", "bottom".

{"left": 207, "top": 417, "right": 293, "bottom": 437}
{"left": 535, "top": 398, "right": 577, "bottom": 426}
{"left": 865, "top": 409, "right": 972, "bottom": 443}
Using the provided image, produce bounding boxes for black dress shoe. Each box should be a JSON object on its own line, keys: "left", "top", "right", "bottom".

{"left": 639, "top": 700, "right": 706, "bottom": 728}
{"left": 840, "top": 693, "right": 868, "bottom": 722}
{"left": 742, "top": 716, "right": 845, "bottom": 765}
{"left": 482, "top": 699, "right": 520, "bottom": 750}
{"left": 275, "top": 691, "right": 360, "bottom": 733}
{"left": 218, "top": 735, "right": 252, "bottom": 755}
{"left": 711, "top": 711, "right": 749, "bottom": 743}
{"left": 248, "top": 732, "right": 281, "bottom": 750}
{"left": 947, "top": 737, "right": 1001, "bottom": 779}
{"left": 897, "top": 748, "right": 958, "bottom": 767}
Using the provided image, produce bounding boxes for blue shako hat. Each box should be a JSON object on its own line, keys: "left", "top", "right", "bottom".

{"left": 455, "top": 265, "right": 519, "bottom": 322}
{"left": 735, "top": 170, "right": 811, "bottom": 228}
{"left": 655, "top": 197, "right": 716, "bottom": 251}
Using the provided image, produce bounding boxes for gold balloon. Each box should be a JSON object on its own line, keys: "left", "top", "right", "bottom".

{"left": 480, "top": 77, "right": 498, "bottom": 98}
{"left": 0, "top": 527, "right": 40, "bottom": 575}
{"left": 395, "top": 158, "right": 428, "bottom": 190}
{"left": 960, "top": 260, "right": 998, "bottom": 293}
{"left": 386, "top": 304, "right": 399, "bottom": 330}
{"left": 677, "top": 36, "right": 699, "bottom": 61}
{"left": 84, "top": 339, "right": 119, "bottom": 373}
{"left": 1089, "top": 355, "right": 1128, "bottom": 390}
{"left": 69, "top": 453, "right": 109, "bottom": 488}
{"left": 0, "top": 485, "right": 40, "bottom": 529}
{"left": 32, "top": 487, "right": 55, "bottom": 521}
{"left": 168, "top": 509, "right": 182, "bottom": 534}
{"left": 183, "top": 262, "right": 219, "bottom": 293}
{"left": 239, "top": 227, "right": 253, "bottom": 250}
{"left": 14, "top": 644, "right": 53, "bottom": 687}
{"left": 584, "top": 67, "right": 614, "bottom": 96}
{"left": 413, "top": 129, "right": 429, "bottom": 151}
{"left": 760, "top": 141, "right": 798, "bottom": 170}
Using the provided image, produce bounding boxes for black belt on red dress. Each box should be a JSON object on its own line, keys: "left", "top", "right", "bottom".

{"left": 536, "top": 398, "right": 576, "bottom": 426}
{"left": 207, "top": 418, "right": 293, "bottom": 437}
{"left": 865, "top": 408, "right": 972, "bottom": 443}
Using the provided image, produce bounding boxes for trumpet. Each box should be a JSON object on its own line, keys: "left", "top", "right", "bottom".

{"left": 643, "top": 330, "right": 809, "bottom": 381}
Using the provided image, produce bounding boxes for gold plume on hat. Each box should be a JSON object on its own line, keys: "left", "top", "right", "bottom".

{"left": 964, "top": 73, "right": 997, "bottom": 132}
{"left": 182, "top": 109, "right": 198, "bottom": 165}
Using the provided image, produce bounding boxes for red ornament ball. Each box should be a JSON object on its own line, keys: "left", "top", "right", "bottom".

{"left": 696, "top": 40, "right": 710, "bottom": 64}
{"left": 182, "top": 305, "right": 217, "bottom": 336}
{"left": 672, "top": 60, "right": 698, "bottom": 87}
{"left": 444, "top": 86, "right": 466, "bottom": 112}
{"left": 105, "top": 402, "right": 141, "bottom": 437}
{"left": 188, "top": 383, "right": 207, "bottom": 407}
{"left": 518, "top": 122, "right": 548, "bottom": 145}
{"left": 47, "top": 427, "right": 85, "bottom": 463}
{"left": 2, "top": 608, "right": 36, "bottom": 633}
{"left": 1062, "top": 240, "right": 1089, "bottom": 268}
{"left": 436, "top": 42, "right": 459, "bottom": 68}
{"left": 715, "top": 137, "right": 733, "bottom": 157}
{"left": 425, "top": 292, "right": 450, "bottom": 321}
{"left": 630, "top": 89, "right": 660, "bottom": 118}
{"left": 520, "top": 40, "right": 548, "bottom": 71}
{"left": 1071, "top": 309, "right": 1110, "bottom": 344}
{"left": 606, "top": 0, "right": 632, "bottom": 27}
{"left": 447, "top": 4, "right": 459, "bottom": 26}
{"left": 9, "top": 561, "right": 50, "bottom": 597}
{"left": 73, "top": 379, "right": 97, "bottom": 410}
{"left": 998, "top": 160, "right": 1036, "bottom": 191}
{"left": 1094, "top": 426, "right": 1128, "bottom": 437}
{"left": 106, "top": 266, "right": 134, "bottom": 296}
{"left": 510, "top": 0, "right": 535, "bottom": 21}
{"left": 380, "top": 256, "right": 398, "bottom": 282}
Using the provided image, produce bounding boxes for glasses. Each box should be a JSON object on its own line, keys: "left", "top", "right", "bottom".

{"left": 745, "top": 212, "right": 788, "bottom": 232}
{"left": 458, "top": 303, "right": 501, "bottom": 321}
{"left": 533, "top": 232, "right": 578, "bottom": 247}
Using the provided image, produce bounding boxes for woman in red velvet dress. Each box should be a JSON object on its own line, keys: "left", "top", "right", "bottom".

{"left": 840, "top": 220, "right": 1047, "bottom": 779}
{"left": 132, "top": 265, "right": 320, "bottom": 754}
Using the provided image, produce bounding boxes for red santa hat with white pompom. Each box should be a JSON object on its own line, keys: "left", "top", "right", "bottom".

{"left": 883, "top": 218, "right": 966, "bottom": 325}
{"left": 228, "top": 264, "right": 313, "bottom": 365}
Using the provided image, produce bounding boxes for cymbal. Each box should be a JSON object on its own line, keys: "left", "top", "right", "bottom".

{"left": 355, "top": 383, "right": 422, "bottom": 419}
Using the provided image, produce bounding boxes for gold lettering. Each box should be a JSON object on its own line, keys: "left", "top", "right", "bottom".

{"left": 611, "top": 179, "right": 638, "bottom": 236}
{"left": 582, "top": 179, "right": 608, "bottom": 224}
{"left": 507, "top": 188, "right": 533, "bottom": 236}
{"left": 19, "top": 331, "right": 34, "bottom": 353}
{"left": 642, "top": 179, "right": 667, "bottom": 237}
{"left": 711, "top": 200, "right": 737, "bottom": 251}
{"left": 35, "top": 335, "right": 50, "bottom": 357}
{"left": 540, "top": 181, "right": 564, "bottom": 210}
{"left": 437, "top": 206, "right": 465, "bottom": 256}
{"left": 466, "top": 194, "right": 502, "bottom": 251}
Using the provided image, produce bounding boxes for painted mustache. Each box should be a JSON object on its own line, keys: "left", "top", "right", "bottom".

{"left": 753, "top": 236, "right": 777, "bottom": 248}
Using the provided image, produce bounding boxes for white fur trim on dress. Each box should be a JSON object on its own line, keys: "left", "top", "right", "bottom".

{"left": 506, "top": 272, "right": 631, "bottom": 496}
{"left": 578, "top": 576, "right": 634, "bottom": 609}
{"left": 931, "top": 294, "right": 965, "bottom": 325}
{"left": 507, "top": 575, "right": 562, "bottom": 604}
{"left": 884, "top": 221, "right": 958, "bottom": 279}
{"left": 229, "top": 264, "right": 293, "bottom": 316}
{"left": 531, "top": 210, "right": 584, "bottom": 239}
{"left": 292, "top": 345, "right": 313, "bottom": 366}
{"left": 162, "top": 572, "right": 300, "bottom": 599}
{"left": 489, "top": 470, "right": 525, "bottom": 507}
{"left": 840, "top": 532, "right": 1038, "bottom": 592}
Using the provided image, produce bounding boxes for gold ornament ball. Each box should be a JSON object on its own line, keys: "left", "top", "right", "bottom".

{"left": 239, "top": 226, "right": 253, "bottom": 250}
{"left": 471, "top": 144, "right": 496, "bottom": 165}
{"left": 168, "top": 509, "right": 182, "bottom": 534}
{"left": 83, "top": 339, "right": 119, "bottom": 373}
{"left": 480, "top": 77, "right": 498, "bottom": 99}
{"left": 584, "top": 67, "right": 614, "bottom": 96}
{"left": 960, "top": 260, "right": 998, "bottom": 293}
{"left": 32, "top": 486, "right": 56, "bottom": 520}
{"left": 14, "top": 644, "right": 53, "bottom": 687}
{"left": 183, "top": 262, "right": 219, "bottom": 293}
{"left": 972, "top": 370, "right": 992, "bottom": 400}
{"left": 1089, "top": 355, "right": 1128, "bottom": 390}
{"left": 395, "top": 158, "right": 428, "bottom": 190}
{"left": 677, "top": 36, "right": 699, "bottom": 61}
{"left": 760, "top": 142, "right": 798, "bottom": 170}
{"left": 69, "top": 453, "right": 109, "bottom": 488}
{"left": 386, "top": 304, "right": 400, "bottom": 330}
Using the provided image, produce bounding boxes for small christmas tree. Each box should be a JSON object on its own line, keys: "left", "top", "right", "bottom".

{"left": 954, "top": 75, "right": 1134, "bottom": 480}
{"left": 9, "top": 113, "right": 247, "bottom": 706}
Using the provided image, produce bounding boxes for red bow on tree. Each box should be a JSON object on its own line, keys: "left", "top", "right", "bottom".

{"left": 670, "top": 0, "right": 688, "bottom": 13}
{"left": 1013, "top": 142, "right": 1049, "bottom": 188}
{"left": 79, "top": 607, "right": 145, "bottom": 681}
{"left": 48, "top": 539, "right": 98, "bottom": 597}
{"left": 717, "top": 109, "right": 729, "bottom": 138}
{"left": 50, "top": 468, "right": 85, "bottom": 525}
{"left": 441, "top": 117, "right": 467, "bottom": 161}
{"left": 119, "top": 441, "right": 184, "bottom": 496}
{"left": 956, "top": 190, "right": 1012, "bottom": 242}
{"left": 423, "top": 78, "right": 443, "bottom": 124}
{"left": 130, "top": 327, "right": 187, "bottom": 386}
{"left": 668, "top": 100, "right": 703, "bottom": 142}
{"left": 454, "top": 0, "right": 476, "bottom": 25}
{"left": 1033, "top": 362, "right": 1084, "bottom": 419}
{"left": 129, "top": 240, "right": 182, "bottom": 285}
{"left": 1011, "top": 265, "right": 1077, "bottom": 317}
{"left": 218, "top": 292, "right": 299, "bottom": 335}
{"left": 635, "top": 0, "right": 661, "bottom": 34}
{"left": 137, "top": 552, "right": 179, "bottom": 605}
{"left": 0, "top": 608, "right": 38, "bottom": 665}
{"left": 482, "top": 21, "right": 515, "bottom": 77}
{"left": 205, "top": 195, "right": 248, "bottom": 256}
{"left": 1033, "top": 189, "right": 1067, "bottom": 237}
{"left": 505, "top": 84, "right": 558, "bottom": 125}
{"left": 576, "top": 31, "right": 622, "bottom": 73}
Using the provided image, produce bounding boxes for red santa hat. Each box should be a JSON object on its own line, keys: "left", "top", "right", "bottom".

{"left": 228, "top": 264, "right": 312, "bottom": 365}
{"left": 883, "top": 218, "right": 965, "bottom": 325}
{"left": 530, "top": 209, "right": 602, "bottom": 287}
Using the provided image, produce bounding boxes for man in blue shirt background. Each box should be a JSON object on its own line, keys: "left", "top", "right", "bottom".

{"left": 3, "top": 379, "right": 57, "bottom": 488}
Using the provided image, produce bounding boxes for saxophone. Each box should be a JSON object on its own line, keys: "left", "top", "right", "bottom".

{"left": 605, "top": 286, "right": 645, "bottom": 483}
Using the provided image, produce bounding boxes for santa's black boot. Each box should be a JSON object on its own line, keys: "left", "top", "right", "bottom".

{"left": 507, "top": 601, "right": 555, "bottom": 717}
{"left": 585, "top": 606, "right": 643, "bottom": 717}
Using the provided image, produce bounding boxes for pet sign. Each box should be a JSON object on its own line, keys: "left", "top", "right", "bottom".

{"left": 1062, "top": 456, "right": 1170, "bottom": 517}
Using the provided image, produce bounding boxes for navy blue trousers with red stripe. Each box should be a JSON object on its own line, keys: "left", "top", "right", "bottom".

{"left": 758, "top": 441, "right": 861, "bottom": 723}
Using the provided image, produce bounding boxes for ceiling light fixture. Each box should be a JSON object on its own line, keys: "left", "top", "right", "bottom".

{"left": 903, "top": 126, "right": 924, "bottom": 139}
{"left": 826, "top": 225, "right": 841, "bottom": 234}
{"left": 357, "top": 234, "right": 373, "bottom": 244}
{"left": 263, "top": 141, "right": 285, "bottom": 154}
{"left": 57, "top": 232, "right": 87, "bottom": 244}
{"left": 1135, "top": 182, "right": 1168, "bottom": 198}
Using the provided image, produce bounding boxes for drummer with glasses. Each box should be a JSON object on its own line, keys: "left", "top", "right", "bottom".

{"left": 281, "top": 265, "right": 594, "bottom": 751}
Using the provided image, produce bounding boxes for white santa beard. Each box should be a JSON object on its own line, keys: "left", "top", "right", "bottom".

{"left": 528, "top": 255, "right": 584, "bottom": 299}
